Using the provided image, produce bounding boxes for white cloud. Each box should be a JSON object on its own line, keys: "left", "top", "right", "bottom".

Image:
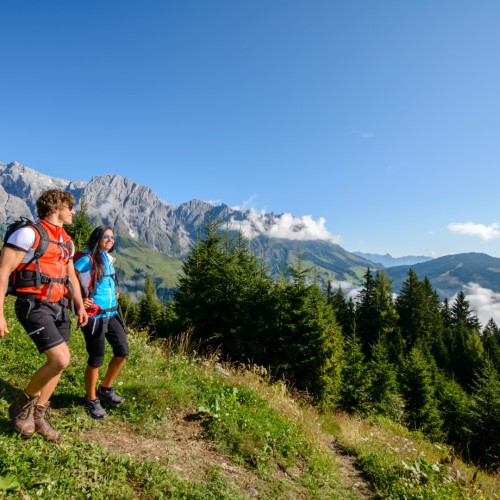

{"left": 95, "top": 201, "right": 118, "bottom": 218}
{"left": 447, "top": 222, "right": 500, "bottom": 240}
{"left": 232, "top": 194, "right": 260, "bottom": 211}
{"left": 352, "top": 129, "right": 374, "bottom": 139}
{"left": 230, "top": 209, "right": 342, "bottom": 244}
{"left": 330, "top": 280, "right": 361, "bottom": 301}
{"left": 335, "top": 281, "right": 500, "bottom": 329}
{"left": 461, "top": 283, "right": 500, "bottom": 326}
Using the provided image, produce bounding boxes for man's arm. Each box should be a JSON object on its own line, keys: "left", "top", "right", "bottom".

{"left": 67, "top": 259, "right": 88, "bottom": 328}
{"left": 0, "top": 247, "right": 27, "bottom": 337}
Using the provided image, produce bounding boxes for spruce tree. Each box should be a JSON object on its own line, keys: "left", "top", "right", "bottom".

{"left": 482, "top": 319, "right": 500, "bottom": 373}
{"left": 449, "top": 292, "right": 484, "bottom": 388}
{"left": 138, "top": 276, "right": 163, "bottom": 335}
{"left": 273, "top": 263, "right": 344, "bottom": 408}
{"left": 469, "top": 358, "right": 500, "bottom": 470}
{"left": 435, "top": 372, "right": 472, "bottom": 452}
{"left": 328, "top": 285, "right": 351, "bottom": 336}
{"left": 169, "top": 220, "right": 273, "bottom": 362}
{"left": 395, "top": 269, "right": 423, "bottom": 351}
{"left": 65, "top": 196, "right": 94, "bottom": 251}
{"left": 368, "top": 340, "right": 402, "bottom": 420}
{"left": 340, "top": 333, "right": 370, "bottom": 414}
{"left": 373, "top": 271, "right": 401, "bottom": 361}
{"left": 356, "top": 268, "right": 378, "bottom": 356}
{"left": 400, "top": 346, "right": 443, "bottom": 439}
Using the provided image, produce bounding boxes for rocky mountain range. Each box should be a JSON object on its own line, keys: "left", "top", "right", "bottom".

{"left": 2, "top": 161, "right": 500, "bottom": 301}
{"left": 0, "top": 161, "right": 377, "bottom": 291}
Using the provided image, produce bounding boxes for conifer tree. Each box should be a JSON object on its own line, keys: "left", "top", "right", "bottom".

{"left": 169, "top": 220, "right": 273, "bottom": 362}
{"left": 368, "top": 340, "right": 402, "bottom": 420}
{"left": 356, "top": 268, "right": 378, "bottom": 356}
{"left": 138, "top": 276, "right": 163, "bottom": 335}
{"left": 482, "top": 319, "right": 500, "bottom": 372}
{"left": 395, "top": 269, "right": 423, "bottom": 351}
{"left": 327, "top": 285, "right": 351, "bottom": 336}
{"left": 449, "top": 292, "right": 484, "bottom": 388}
{"left": 435, "top": 372, "right": 472, "bottom": 452}
{"left": 373, "top": 271, "right": 401, "bottom": 361}
{"left": 340, "top": 333, "right": 370, "bottom": 414}
{"left": 400, "top": 346, "right": 443, "bottom": 439}
{"left": 420, "top": 277, "right": 446, "bottom": 360}
{"left": 65, "top": 196, "right": 94, "bottom": 251}
{"left": 469, "top": 358, "right": 500, "bottom": 470}
{"left": 118, "top": 293, "right": 138, "bottom": 330}
{"left": 273, "top": 262, "right": 343, "bottom": 408}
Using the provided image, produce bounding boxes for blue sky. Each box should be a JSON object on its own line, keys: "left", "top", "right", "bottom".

{"left": 2, "top": 0, "right": 500, "bottom": 258}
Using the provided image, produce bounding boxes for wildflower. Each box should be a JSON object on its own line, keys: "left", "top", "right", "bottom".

{"left": 432, "top": 464, "right": 440, "bottom": 472}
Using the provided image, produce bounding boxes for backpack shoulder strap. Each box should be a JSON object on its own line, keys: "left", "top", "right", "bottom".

{"left": 30, "top": 222, "right": 49, "bottom": 259}
{"left": 75, "top": 252, "right": 97, "bottom": 295}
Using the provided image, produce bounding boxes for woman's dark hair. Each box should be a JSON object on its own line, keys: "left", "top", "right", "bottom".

{"left": 87, "top": 226, "right": 114, "bottom": 291}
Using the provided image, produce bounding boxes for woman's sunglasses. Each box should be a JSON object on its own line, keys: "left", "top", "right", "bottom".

{"left": 102, "top": 234, "right": 115, "bottom": 240}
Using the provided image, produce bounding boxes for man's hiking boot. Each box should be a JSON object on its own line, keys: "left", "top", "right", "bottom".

{"left": 34, "top": 402, "right": 60, "bottom": 442}
{"left": 9, "top": 391, "right": 39, "bottom": 438}
{"left": 85, "top": 399, "right": 107, "bottom": 420}
{"left": 97, "top": 385, "right": 124, "bottom": 407}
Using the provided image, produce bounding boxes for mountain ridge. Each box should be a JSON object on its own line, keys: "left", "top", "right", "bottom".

{"left": 353, "top": 251, "right": 434, "bottom": 268}
{"left": 0, "top": 161, "right": 379, "bottom": 292}
{"left": 2, "top": 160, "right": 500, "bottom": 300}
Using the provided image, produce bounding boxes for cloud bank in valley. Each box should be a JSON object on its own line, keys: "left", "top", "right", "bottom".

{"left": 332, "top": 281, "right": 500, "bottom": 329}
{"left": 229, "top": 209, "right": 342, "bottom": 244}
{"left": 448, "top": 221, "right": 500, "bottom": 240}
{"left": 462, "top": 282, "right": 500, "bottom": 326}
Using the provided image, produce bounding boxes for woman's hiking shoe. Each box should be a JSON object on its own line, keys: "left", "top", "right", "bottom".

{"left": 97, "top": 385, "right": 124, "bottom": 407}
{"left": 85, "top": 399, "right": 107, "bottom": 419}
{"left": 9, "top": 391, "right": 39, "bottom": 438}
{"left": 34, "top": 402, "right": 60, "bottom": 442}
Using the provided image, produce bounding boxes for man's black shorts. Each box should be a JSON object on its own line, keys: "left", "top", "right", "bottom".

{"left": 15, "top": 297, "right": 70, "bottom": 353}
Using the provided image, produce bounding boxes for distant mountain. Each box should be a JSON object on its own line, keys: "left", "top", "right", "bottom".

{"left": 353, "top": 251, "right": 433, "bottom": 268}
{"left": 385, "top": 252, "right": 500, "bottom": 297}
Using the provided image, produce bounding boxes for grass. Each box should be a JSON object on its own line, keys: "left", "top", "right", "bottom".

{"left": 1, "top": 296, "right": 498, "bottom": 499}
{"left": 0, "top": 297, "right": 353, "bottom": 499}
{"left": 331, "top": 412, "right": 499, "bottom": 499}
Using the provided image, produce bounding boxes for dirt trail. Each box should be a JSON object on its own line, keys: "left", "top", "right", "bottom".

{"left": 327, "top": 437, "right": 373, "bottom": 498}
{"left": 82, "top": 410, "right": 373, "bottom": 498}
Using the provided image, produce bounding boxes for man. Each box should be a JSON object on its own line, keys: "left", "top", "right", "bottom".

{"left": 0, "top": 189, "right": 88, "bottom": 441}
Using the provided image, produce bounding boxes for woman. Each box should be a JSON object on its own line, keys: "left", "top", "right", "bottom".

{"left": 74, "top": 226, "right": 129, "bottom": 419}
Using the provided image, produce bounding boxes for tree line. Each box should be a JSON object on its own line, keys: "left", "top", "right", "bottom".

{"left": 114, "top": 221, "right": 499, "bottom": 472}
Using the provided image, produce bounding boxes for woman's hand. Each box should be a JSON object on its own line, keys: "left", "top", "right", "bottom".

{"left": 83, "top": 297, "right": 94, "bottom": 310}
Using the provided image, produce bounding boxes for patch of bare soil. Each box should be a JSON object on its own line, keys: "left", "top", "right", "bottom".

{"left": 81, "top": 409, "right": 373, "bottom": 498}
{"left": 327, "top": 437, "right": 373, "bottom": 499}
{"left": 82, "top": 409, "right": 271, "bottom": 498}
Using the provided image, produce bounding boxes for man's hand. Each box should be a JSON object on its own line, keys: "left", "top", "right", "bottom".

{"left": 0, "top": 315, "right": 8, "bottom": 338}
{"left": 77, "top": 305, "right": 88, "bottom": 328}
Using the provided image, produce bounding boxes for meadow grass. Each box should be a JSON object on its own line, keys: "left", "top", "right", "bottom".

{"left": 0, "top": 297, "right": 352, "bottom": 499}
{"left": 1, "top": 296, "right": 498, "bottom": 499}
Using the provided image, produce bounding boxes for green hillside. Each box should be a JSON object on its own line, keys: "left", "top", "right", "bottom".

{"left": 248, "top": 237, "right": 380, "bottom": 284}
{"left": 113, "top": 233, "right": 183, "bottom": 296}
{"left": 385, "top": 252, "right": 500, "bottom": 297}
{"left": 112, "top": 233, "right": 380, "bottom": 297}
{"left": 1, "top": 297, "right": 496, "bottom": 498}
